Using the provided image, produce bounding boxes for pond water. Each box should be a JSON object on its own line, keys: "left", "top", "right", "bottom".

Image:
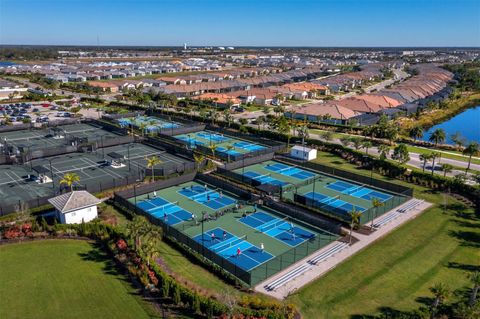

{"left": 422, "top": 106, "right": 480, "bottom": 144}
{"left": 0, "top": 61, "right": 16, "bottom": 67}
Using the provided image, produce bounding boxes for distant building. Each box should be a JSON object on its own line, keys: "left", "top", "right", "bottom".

{"left": 48, "top": 191, "right": 101, "bottom": 224}
{"left": 290, "top": 145, "right": 317, "bottom": 161}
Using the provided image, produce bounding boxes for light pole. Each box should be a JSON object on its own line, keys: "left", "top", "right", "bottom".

{"left": 47, "top": 157, "right": 56, "bottom": 190}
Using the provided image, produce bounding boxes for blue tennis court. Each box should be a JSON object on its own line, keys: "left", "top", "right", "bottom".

{"left": 178, "top": 185, "right": 236, "bottom": 210}
{"left": 265, "top": 162, "right": 316, "bottom": 180}
{"left": 326, "top": 180, "right": 392, "bottom": 202}
{"left": 216, "top": 146, "right": 242, "bottom": 156}
{"left": 193, "top": 228, "right": 274, "bottom": 271}
{"left": 233, "top": 141, "right": 266, "bottom": 152}
{"left": 239, "top": 211, "right": 315, "bottom": 247}
{"left": 136, "top": 196, "right": 193, "bottom": 226}
{"left": 304, "top": 191, "right": 366, "bottom": 218}
{"left": 197, "top": 132, "right": 231, "bottom": 143}
{"left": 243, "top": 171, "right": 288, "bottom": 187}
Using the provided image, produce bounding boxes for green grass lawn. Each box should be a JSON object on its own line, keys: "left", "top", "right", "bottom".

{"left": 0, "top": 240, "right": 160, "bottom": 319}
{"left": 284, "top": 152, "right": 480, "bottom": 318}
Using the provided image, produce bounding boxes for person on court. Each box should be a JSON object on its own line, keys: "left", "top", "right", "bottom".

{"left": 204, "top": 184, "right": 208, "bottom": 191}
{"left": 260, "top": 242, "right": 264, "bottom": 253}
{"left": 223, "top": 230, "right": 227, "bottom": 241}
{"left": 163, "top": 212, "right": 168, "bottom": 222}
{"left": 236, "top": 247, "right": 241, "bottom": 258}
{"left": 211, "top": 232, "right": 216, "bottom": 242}
{"left": 219, "top": 190, "right": 223, "bottom": 198}
{"left": 153, "top": 191, "right": 157, "bottom": 197}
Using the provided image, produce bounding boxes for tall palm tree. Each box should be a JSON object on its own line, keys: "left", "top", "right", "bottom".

{"left": 223, "top": 109, "right": 232, "bottom": 127}
{"left": 138, "top": 122, "right": 148, "bottom": 137}
{"left": 429, "top": 128, "right": 446, "bottom": 147}
{"left": 225, "top": 145, "right": 234, "bottom": 163}
{"left": 126, "top": 216, "right": 149, "bottom": 251}
{"left": 429, "top": 283, "right": 450, "bottom": 318}
{"left": 430, "top": 152, "right": 441, "bottom": 175}
{"left": 141, "top": 239, "right": 160, "bottom": 267}
{"left": 193, "top": 153, "right": 205, "bottom": 169}
{"left": 146, "top": 155, "right": 162, "bottom": 182}
{"left": 378, "top": 144, "right": 390, "bottom": 161}
{"left": 463, "top": 142, "right": 479, "bottom": 172}
{"left": 60, "top": 172, "right": 80, "bottom": 192}
{"left": 209, "top": 144, "right": 218, "bottom": 158}
{"left": 468, "top": 271, "right": 480, "bottom": 306}
{"left": 441, "top": 163, "right": 453, "bottom": 177}
{"left": 419, "top": 153, "right": 431, "bottom": 172}
{"left": 450, "top": 132, "right": 465, "bottom": 151}
{"left": 361, "top": 140, "right": 372, "bottom": 154}
{"left": 409, "top": 126, "right": 424, "bottom": 142}
{"left": 370, "top": 198, "right": 384, "bottom": 230}
{"left": 348, "top": 209, "right": 362, "bottom": 245}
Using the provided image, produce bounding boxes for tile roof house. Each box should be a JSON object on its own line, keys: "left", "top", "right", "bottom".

{"left": 286, "top": 102, "right": 358, "bottom": 124}
{"left": 48, "top": 191, "right": 101, "bottom": 224}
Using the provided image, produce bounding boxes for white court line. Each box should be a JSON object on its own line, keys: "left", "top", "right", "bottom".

{"left": 9, "top": 171, "right": 44, "bottom": 197}
{"left": 81, "top": 157, "right": 124, "bottom": 179}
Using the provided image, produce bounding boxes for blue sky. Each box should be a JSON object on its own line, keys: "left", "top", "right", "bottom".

{"left": 0, "top": 0, "right": 478, "bottom": 47}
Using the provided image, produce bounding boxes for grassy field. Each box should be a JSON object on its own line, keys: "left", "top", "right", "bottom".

{"left": 0, "top": 240, "right": 159, "bottom": 319}
{"left": 284, "top": 152, "right": 479, "bottom": 318}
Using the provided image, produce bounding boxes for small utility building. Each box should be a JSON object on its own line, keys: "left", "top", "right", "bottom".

{"left": 290, "top": 145, "right": 317, "bottom": 161}
{"left": 48, "top": 191, "right": 101, "bottom": 224}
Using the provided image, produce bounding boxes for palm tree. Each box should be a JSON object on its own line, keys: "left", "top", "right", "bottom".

{"left": 408, "top": 126, "right": 424, "bottom": 142}
{"left": 419, "top": 153, "right": 431, "bottom": 172}
{"left": 140, "top": 239, "right": 161, "bottom": 267}
{"left": 463, "top": 142, "right": 479, "bottom": 172}
{"left": 138, "top": 122, "right": 148, "bottom": 137}
{"left": 146, "top": 155, "right": 162, "bottom": 182}
{"left": 126, "top": 216, "right": 149, "bottom": 251}
{"left": 226, "top": 145, "right": 234, "bottom": 162}
{"left": 468, "top": 271, "right": 480, "bottom": 306}
{"left": 361, "top": 140, "right": 373, "bottom": 154}
{"left": 441, "top": 163, "right": 453, "bottom": 177}
{"left": 370, "top": 198, "right": 384, "bottom": 230}
{"left": 320, "top": 131, "right": 333, "bottom": 142}
{"left": 193, "top": 153, "right": 205, "bottom": 169}
{"left": 450, "top": 132, "right": 465, "bottom": 150}
{"left": 340, "top": 136, "right": 352, "bottom": 148}
{"left": 430, "top": 152, "right": 441, "bottom": 175}
{"left": 255, "top": 116, "right": 265, "bottom": 130}
{"left": 350, "top": 137, "right": 363, "bottom": 151}
{"left": 348, "top": 209, "right": 362, "bottom": 245}
{"left": 209, "top": 144, "right": 218, "bottom": 158}
{"left": 378, "top": 144, "right": 390, "bottom": 161}
{"left": 429, "top": 283, "right": 450, "bottom": 318}
{"left": 60, "top": 172, "right": 80, "bottom": 192}
{"left": 223, "top": 109, "right": 232, "bottom": 127}
{"left": 429, "top": 128, "right": 446, "bottom": 147}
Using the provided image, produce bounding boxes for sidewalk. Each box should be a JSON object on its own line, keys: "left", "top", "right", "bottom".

{"left": 254, "top": 199, "right": 432, "bottom": 299}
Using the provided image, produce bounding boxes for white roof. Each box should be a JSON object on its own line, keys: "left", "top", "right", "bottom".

{"left": 291, "top": 145, "right": 314, "bottom": 152}
{"left": 48, "top": 191, "right": 101, "bottom": 214}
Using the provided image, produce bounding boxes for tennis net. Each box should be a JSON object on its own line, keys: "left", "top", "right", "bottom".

{"left": 276, "top": 165, "right": 295, "bottom": 173}
{"left": 53, "top": 164, "right": 100, "bottom": 175}
{"left": 251, "top": 173, "right": 271, "bottom": 181}
{"left": 149, "top": 201, "right": 179, "bottom": 213}
{"left": 344, "top": 184, "right": 365, "bottom": 194}
{"left": 260, "top": 217, "right": 289, "bottom": 233}
{"left": 319, "top": 195, "right": 340, "bottom": 206}
{"left": 213, "top": 235, "right": 247, "bottom": 253}
{"left": 190, "top": 189, "right": 218, "bottom": 201}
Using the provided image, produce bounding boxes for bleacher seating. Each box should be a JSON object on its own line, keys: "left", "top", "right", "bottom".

{"left": 374, "top": 199, "right": 424, "bottom": 228}
{"left": 264, "top": 241, "right": 349, "bottom": 291}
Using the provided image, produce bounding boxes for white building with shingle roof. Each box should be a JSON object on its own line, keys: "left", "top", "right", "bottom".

{"left": 48, "top": 191, "right": 101, "bottom": 224}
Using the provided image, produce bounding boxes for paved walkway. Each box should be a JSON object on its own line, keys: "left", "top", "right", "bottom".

{"left": 254, "top": 199, "right": 432, "bottom": 299}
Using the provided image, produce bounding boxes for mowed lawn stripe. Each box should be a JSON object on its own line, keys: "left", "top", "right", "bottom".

{"left": 0, "top": 240, "right": 154, "bottom": 319}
